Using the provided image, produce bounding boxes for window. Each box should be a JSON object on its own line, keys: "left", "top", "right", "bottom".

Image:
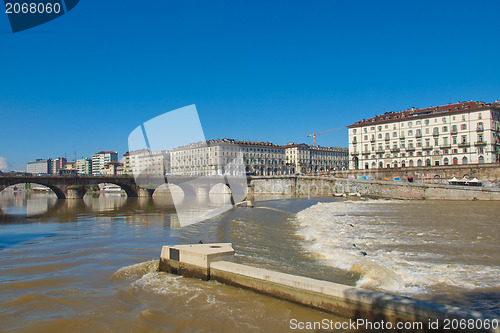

{"left": 409, "top": 160, "right": 414, "bottom": 167}
{"left": 378, "top": 126, "right": 382, "bottom": 131}
{"left": 479, "top": 156, "right": 485, "bottom": 163}
{"left": 416, "top": 120, "right": 421, "bottom": 125}
{"left": 425, "top": 119, "right": 430, "bottom": 125}
{"left": 452, "top": 125, "right": 457, "bottom": 132}
{"left": 353, "top": 129, "right": 357, "bottom": 134}
{"left": 417, "top": 159, "right": 423, "bottom": 166}
{"left": 378, "top": 133, "right": 382, "bottom": 139}
{"left": 442, "top": 126, "right": 448, "bottom": 132}
{"left": 433, "top": 127, "right": 439, "bottom": 135}
{"left": 364, "top": 128, "right": 367, "bottom": 133}
{"left": 385, "top": 133, "right": 390, "bottom": 140}
{"left": 442, "top": 117, "right": 447, "bottom": 123}
{"left": 452, "top": 157, "right": 458, "bottom": 165}
{"left": 462, "top": 156, "right": 468, "bottom": 164}
{"left": 461, "top": 135, "right": 467, "bottom": 143}
{"left": 461, "top": 124, "right": 467, "bottom": 130}
{"left": 444, "top": 158, "right": 449, "bottom": 165}
{"left": 408, "top": 122, "right": 413, "bottom": 127}
{"left": 435, "top": 161, "right": 440, "bottom": 166}
{"left": 408, "top": 130, "right": 413, "bottom": 136}
{"left": 393, "top": 132, "right": 397, "bottom": 137}
{"left": 385, "top": 125, "right": 389, "bottom": 129}
{"left": 452, "top": 136, "right": 457, "bottom": 144}
{"left": 364, "top": 135, "right": 368, "bottom": 140}
{"left": 478, "top": 113, "right": 482, "bottom": 120}
{"left": 462, "top": 115, "right": 466, "bottom": 121}
{"left": 416, "top": 129, "right": 422, "bottom": 136}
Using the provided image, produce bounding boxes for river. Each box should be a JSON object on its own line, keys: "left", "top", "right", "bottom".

{"left": 0, "top": 191, "right": 498, "bottom": 332}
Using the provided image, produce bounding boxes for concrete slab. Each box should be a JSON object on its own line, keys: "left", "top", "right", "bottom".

{"left": 159, "top": 243, "right": 234, "bottom": 280}
{"left": 210, "top": 261, "right": 499, "bottom": 331}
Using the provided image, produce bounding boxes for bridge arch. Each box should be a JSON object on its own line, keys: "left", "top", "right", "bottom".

{"left": 0, "top": 181, "right": 66, "bottom": 199}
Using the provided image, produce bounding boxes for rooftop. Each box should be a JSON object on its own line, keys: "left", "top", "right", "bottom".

{"left": 348, "top": 100, "right": 500, "bottom": 128}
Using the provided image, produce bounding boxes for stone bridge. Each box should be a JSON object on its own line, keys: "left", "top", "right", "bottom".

{"left": 0, "top": 175, "right": 251, "bottom": 200}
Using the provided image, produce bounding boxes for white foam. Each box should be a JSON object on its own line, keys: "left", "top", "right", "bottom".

{"left": 294, "top": 200, "right": 500, "bottom": 295}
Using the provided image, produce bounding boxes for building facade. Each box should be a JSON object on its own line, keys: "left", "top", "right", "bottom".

{"left": 27, "top": 159, "right": 51, "bottom": 175}
{"left": 102, "top": 161, "right": 124, "bottom": 175}
{"left": 51, "top": 157, "right": 67, "bottom": 174}
{"left": 348, "top": 101, "right": 500, "bottom": 170}
{"left": 92, "top": 151, "right": 118, "bottom": 175}
{"left": 170, "top": 139, "right": 287, "bottom": 176}
{"left": 285, "top": 143, "right": 348, "bottom": 173}
{"left": 76, "top": 158, "right": 92, "bottom": 175}
{"left": 123, "top": 150, "right": 170, "bottom": 176}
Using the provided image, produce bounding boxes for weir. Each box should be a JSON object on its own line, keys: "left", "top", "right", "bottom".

{"left": 159, "top": 243, "right": 499, "bottom": 333}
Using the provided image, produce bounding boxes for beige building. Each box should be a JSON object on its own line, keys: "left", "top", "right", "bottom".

{"left": 284, "top": 143, "right": 348, "bottom": 173}
{"left": 76, "top": 158, "right": 92, "bottom": 175}
{"left": 170, "top": 139, "right": 287, "bottom": 176}
{"left": 92, "top": 151, "right": 118, "bottom": 175}
{"left": 102, "top": 161, "right": 124, "bottom": 175}
{"left": 123, "top": 149, "right": 170, "bottom": 176}
{"left": 348, "top": 101, "right": 500, "bottom": 170}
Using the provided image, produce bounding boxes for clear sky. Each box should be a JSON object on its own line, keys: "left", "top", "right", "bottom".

{"left": 1, "top": 0, "right": 499, "bottom": 171}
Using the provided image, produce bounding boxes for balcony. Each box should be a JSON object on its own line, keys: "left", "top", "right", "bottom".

{"left": 476, "top": 126, "right": 484, "bottom": 132}
{"left": 458, "top": 142, "right": 470, "bottom": 148}
{"left": 376, "top": 148, "right": 384, "bottom": 153}
{"left": 451, "top": 128, "right": 458, "bottom": 134}
{"left": 440, "top": 144, "right": 451, "bottom": 149}
{"left": 423, "top": 145, "right": 433, "bottom": 150}
{"left": 399, "top": 136, "right": 405, "bottom": 140}
{"left": 384, "top": 137, "right": 390, "bottom": 141}
{"left": 433, "top": 132, "right": 439, "bottom": 137}
{"left": 474, "top": 141, "right": 487, "bottom": 146}
{"left": 406, "top": 146, "right": 415, "bottom": 151}
{"left": 351, "top": 151, "right": 359, "bottom": 155}
{"left": 351, "top": 139, "right": 357, "bottom": 144}
{"left": 370, "top": 138, "right": 375, "bottom": 143}
{"left": 390, "top": 147, "right": 400, "bottom": 152}
{"left": 415, "top": 133, "right": 422, "bottom": 138}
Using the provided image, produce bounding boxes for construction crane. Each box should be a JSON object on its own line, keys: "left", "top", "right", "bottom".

{"left": 307, "top": 127, "right": 344, "bottom": 146}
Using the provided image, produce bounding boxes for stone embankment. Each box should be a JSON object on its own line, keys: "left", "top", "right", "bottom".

{"left": 249, "top": 176, "right": 500, "bottom": 200}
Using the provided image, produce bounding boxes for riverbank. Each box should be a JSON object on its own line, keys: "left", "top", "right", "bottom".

{"left": 250, "top": 176, "right": 500, "bottom": 200}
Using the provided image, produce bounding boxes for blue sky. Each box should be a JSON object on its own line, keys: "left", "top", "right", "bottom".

{"left": 1, "top": 0, "right": 499, "bottom": 171}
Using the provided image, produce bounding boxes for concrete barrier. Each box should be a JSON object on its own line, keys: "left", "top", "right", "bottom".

{"left": 159, "top": 243, "right": 499, "bottom": 332}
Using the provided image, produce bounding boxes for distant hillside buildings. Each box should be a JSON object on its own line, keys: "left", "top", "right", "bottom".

{"left": 348, "top": 101, "right": 500, "bottom": 169}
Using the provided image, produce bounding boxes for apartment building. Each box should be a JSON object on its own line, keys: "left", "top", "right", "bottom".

{"left": 27, "top": 159, "right": 52, "bottom": 175}
{"left": 51, "top": 157, "right": 67, "bottom": 174}
{"left": 348, "top": 101, "right": 500, "bottom": 169}
{"left": 92, "top": 151, "right": 118, "bottom": 175}
{"left": 123, "top": 149, "right": 170, "bottom": 176}
{"left": 285, "top": 143, "right": 348, "bottom": 173}
{"left": 170, "top": 139, "right": 287, "bottom": 176}
{"left": 76, "top": 158, "right": 92, "bottom": 175}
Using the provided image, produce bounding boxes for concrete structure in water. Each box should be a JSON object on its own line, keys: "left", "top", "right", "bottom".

{"left": 159, "top": 243, "right": 499, "bottom": 332}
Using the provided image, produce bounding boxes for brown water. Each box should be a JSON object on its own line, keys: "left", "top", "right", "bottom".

{"left": 0, "top": 191, "right": 499, "bottom": 332}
